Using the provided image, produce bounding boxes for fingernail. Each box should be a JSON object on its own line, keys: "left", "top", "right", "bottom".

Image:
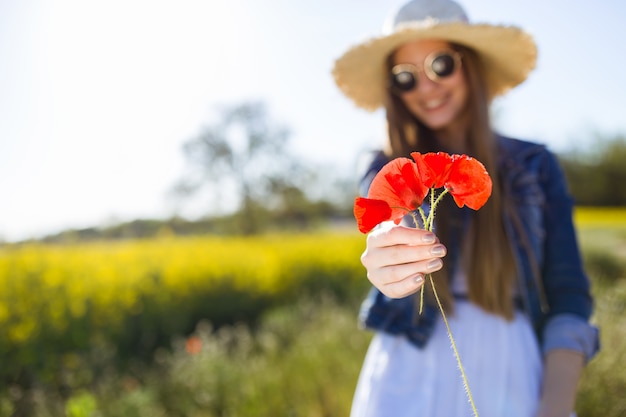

{"left": 422, "top": 232, "right": 436, "bottom": 243}
{"left": 430, "top": 244, "right": 446, "bottom": 256}
{"left": 415, "top": 274, "right": 424, "bottom": 284}
{"left": 427, "top": 259, "right": 443, "bottom": 271}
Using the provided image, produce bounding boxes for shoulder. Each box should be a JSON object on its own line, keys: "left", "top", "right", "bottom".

{"left": 497, "top": 134, "right": 570, "bottom": 197}
{"left": 360, "top": 150, "right": 389, "bottom": 173}
{"left": 497, "top": 134, "right": 560, "bottom": 174}
{"left": 358, "top": 150, "right": 389, "bottom": 197}
{"left": 497, "top": 135, "right": 550, "bottom": 160}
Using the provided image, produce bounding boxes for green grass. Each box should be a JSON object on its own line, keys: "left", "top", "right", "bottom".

{"left": 1, "top": 207, "right": 626, "bottom": 417}
{"left": 571, "top": 209, "right": 626, "bottom": 416}
{"left": 39, "top": 277, "right": 626, "bottom": 417}
{"left": 576, "top": 279, "right": 626, "bottom": 416}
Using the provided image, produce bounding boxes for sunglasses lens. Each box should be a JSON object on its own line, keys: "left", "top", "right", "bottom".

{"left": 392, "top": 71, "right": 416, "bottom": 92}
{"left": 431, "top": 53, "right": 457, "bottom": 78}
{"left": 390, "top": 51, "right": 459, "bottom": 93}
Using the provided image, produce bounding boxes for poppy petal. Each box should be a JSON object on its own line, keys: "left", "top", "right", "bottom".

{"left": 368, "top": 158, "right": 428, "bottom": 210}
{"left": 423, "top": 152, "right": 454, "bottom": 188}
{"left": 445, "top": 155, "right": 493, "bottom": 209}
{"left": 409, "top": 152, "right": 434, "bottom": 187}
{"left": 353, "top": 197, "right": 393, "bottom": 233}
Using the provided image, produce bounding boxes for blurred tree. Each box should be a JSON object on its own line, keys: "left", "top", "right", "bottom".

{"left": 173, "top": 101, "right": 342, "bottom": 234}
{"left": 558, "top": 133, "right": 626, "bottom": 206}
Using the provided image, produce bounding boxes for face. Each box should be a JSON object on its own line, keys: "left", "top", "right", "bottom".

{"left": 391, "top": 40, "right": 469, "bottom": 134}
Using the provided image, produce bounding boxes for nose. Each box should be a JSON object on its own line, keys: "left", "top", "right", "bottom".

{"left": 416, "top": 73, "right": 439, "bottom": 93}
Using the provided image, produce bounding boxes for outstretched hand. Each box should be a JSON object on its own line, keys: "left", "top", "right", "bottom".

{"left": 360, "top": 223, "right": 446, "bottom": 298}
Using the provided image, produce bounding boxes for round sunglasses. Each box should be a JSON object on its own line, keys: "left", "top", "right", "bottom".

{"left": 389, "top": 50, "right": 462, "bottom": 93}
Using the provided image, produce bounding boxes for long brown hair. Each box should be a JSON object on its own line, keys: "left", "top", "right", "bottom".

{"left": 384, "top": 44, "right": 517, "bottom": 320}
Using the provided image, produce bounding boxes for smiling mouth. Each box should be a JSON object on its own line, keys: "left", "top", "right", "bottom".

{"left": 423, "top": 97, "right": 446, "bottom": 110}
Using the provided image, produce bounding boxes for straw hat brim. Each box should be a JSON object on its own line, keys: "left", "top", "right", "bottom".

{"left": 332, "top": 21, "right": 537, "bottom": 111}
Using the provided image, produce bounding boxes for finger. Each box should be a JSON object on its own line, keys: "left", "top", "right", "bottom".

{"left": 378, "top": 272, "right": 426, "bottom": 299}
{"left": 362, "top": 243, "right": 447, "bottom": 269}
{"left": 368, "top": 225, "right": 438, "bottom": 248}
{"left": 368, "top": 257, "right": 444, "bottom": 288}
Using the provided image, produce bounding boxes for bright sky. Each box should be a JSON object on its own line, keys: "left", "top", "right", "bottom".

{"left": 1, "top": 0, "right": 625, "bottom": 242}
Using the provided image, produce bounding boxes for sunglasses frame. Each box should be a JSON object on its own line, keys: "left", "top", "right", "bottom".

{"left": 389, "top": 49, "right": 463, "bottom": 94}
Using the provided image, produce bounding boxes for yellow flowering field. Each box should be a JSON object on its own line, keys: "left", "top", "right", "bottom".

{"left": 0, "top": 232, "right": 368, "bottom": 383}
{"left": 574, "top": 206, "right": 626, "bottom": 228}
{"left": 574, "top": 207, "right": 626, "bottom": 259}
{"left": 0, "top": 206, "right": 624, "bottom": 389}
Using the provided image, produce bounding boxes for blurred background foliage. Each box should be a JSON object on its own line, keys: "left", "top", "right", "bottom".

{"left": 24, "top": 102, "right": 626, "bottom": 244}
{"left": 558, "top": 132, "right": 626, "bottom": 206}
{"left": 1, "top": 101, "right": 625, "bottom": 416}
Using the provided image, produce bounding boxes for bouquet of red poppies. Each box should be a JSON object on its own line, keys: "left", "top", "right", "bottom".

{"left": 354, "top": 151, "right": 492, "bottom": 234}
{"left": 353, "top": 151, "right": 492, "bottom": 417}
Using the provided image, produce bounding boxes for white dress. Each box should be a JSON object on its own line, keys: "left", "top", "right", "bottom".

{"left": 350, "top": 274, "right": 545, "bottom": 417}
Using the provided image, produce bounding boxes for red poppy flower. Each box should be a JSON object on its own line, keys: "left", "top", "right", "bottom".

{"left": 368, "top": 157, "right": 429, "bottom": 212}
{"left": 353, "top": 197, "right": 393, "bottom": 233}
{"left": 445, "top": 155, "right": 492, "bottom": 210}
{"left": 353, "top": 152, "right": 492, "bottom": 233}
{"left": 185, "top": 336, "right": 202, "bottom": 355}
{"left": 411, "top": 152, "right": 454, "bottom": 188}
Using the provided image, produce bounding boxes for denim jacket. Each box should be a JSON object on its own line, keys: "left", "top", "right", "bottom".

{"left": 358, "top": 135, "right": 600, "bottom": 362}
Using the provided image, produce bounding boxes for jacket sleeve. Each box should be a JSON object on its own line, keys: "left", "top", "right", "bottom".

{"left": 538, "top": 148, "right": 599, "bottom": 362}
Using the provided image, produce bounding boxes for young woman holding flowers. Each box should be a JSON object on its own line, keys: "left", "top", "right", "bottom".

{"left": 332, "top": 1, "right": 599, "bottom": 416}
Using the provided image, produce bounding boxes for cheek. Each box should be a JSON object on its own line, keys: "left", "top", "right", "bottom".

{"left": 399, "top": 95, "right": 423, "bottom": 118}
{"left": 450, "top": 75, "right": 470, "bottom": 108}
{"left": 456, "top": 84, "right": 469, "bottom": 109}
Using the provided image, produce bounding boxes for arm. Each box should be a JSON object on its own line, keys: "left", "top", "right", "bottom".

{"left": 535, "top": 149, "right": 598, "bottom": 415}
{"left": 538, "top": 149, "right": 599, "bottom": 360}
{"left": 536, "top": 349, "right": 584, "bottom": 417}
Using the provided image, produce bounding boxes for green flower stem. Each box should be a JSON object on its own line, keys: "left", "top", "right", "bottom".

{"left": 410, "top": 209, "right": 427, "bottom": 315}
{"left": 425, "top": 188, "right": 450, "bottom": 231}
{"left": 419, "top": 187, "right": 478, "bottom": 416}
{"left": 417, "top": 207, "right": 428, "bottom": 229}
{"left": 432, "top": 188, "right": 450, "bottom": 214}
{"left": 427, "top": 187, "right": 436, "bottom": 229}
{"left": 429, "top": 274, "right": 479, "bottom": 417}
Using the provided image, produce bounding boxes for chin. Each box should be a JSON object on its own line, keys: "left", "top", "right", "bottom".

{"left": 422, "top": 117, "right": 454, "bottom": 130}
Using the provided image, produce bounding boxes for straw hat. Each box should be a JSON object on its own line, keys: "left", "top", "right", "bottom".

{"left": 332, "top": 0, "right": 537, "bottom": 111}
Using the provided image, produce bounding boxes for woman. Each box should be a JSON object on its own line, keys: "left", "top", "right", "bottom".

{"left": 332, "top": 1, "right": 599, "bottom": 416}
